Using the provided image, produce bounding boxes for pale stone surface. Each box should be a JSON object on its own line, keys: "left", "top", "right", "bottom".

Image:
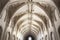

{"left": 0, "top": 0, "right": 60, "bottom": 40}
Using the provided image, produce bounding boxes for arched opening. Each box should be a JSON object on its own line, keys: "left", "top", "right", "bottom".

{"left": 28, "top": 36, "right": 32, "bottom": 40}
{"left": 24, "top": 35, "right": 35, "bottom": 40}
{"left": 24, "top": 33, "right": 36, "bottom": 40}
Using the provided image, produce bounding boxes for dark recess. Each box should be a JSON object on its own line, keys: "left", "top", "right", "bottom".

{"left": 58, "top": 26, "right": 60, "bottom": 37}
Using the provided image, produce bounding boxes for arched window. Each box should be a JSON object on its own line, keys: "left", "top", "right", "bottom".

{"left": 58, "top": 26, "right": 60, "bottom": 37}
{"left": 0, "top": 26, "right": 2, "bottom": 40}
{"left": 28, "top": 36, "right": 32, "bottom": 40}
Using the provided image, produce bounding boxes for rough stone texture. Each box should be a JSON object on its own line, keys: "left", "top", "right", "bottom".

{"left": 0, "top": 0, "right": 9, "bottom": 14}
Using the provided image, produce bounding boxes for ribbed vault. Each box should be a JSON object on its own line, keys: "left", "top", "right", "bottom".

{"left": 6, "top": 1, "right": 55, "bottom": 38}
{"left": 0, "top": 0, "right": 59, "bottom": 40}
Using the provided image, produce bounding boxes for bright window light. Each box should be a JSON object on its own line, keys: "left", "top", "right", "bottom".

{"left": 28, "top": 37, "right": 32, "bottom": 40}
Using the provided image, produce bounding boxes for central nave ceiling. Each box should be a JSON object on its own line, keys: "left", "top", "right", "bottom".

{"left": 0, "top": 0, "right": 60, "bottom": 40}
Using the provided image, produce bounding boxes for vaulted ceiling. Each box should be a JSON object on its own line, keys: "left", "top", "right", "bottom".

{"left": 0, "top": 0, "right": 60, "bottom": 40}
